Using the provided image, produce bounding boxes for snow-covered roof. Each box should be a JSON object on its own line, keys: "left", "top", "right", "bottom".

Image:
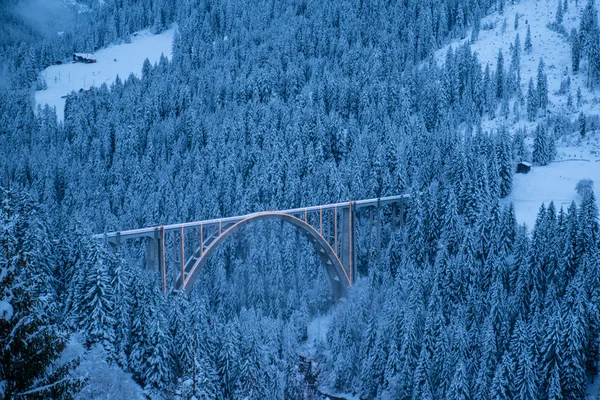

{"left": 518, "top": 161, "right": 532, "bottom": 167}
{"left": 74, "top": 53, "right": 96, "bottom": 59}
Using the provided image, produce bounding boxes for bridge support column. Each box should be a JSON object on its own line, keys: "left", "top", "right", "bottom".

{"left": 340, "top": 204, "right": 356, "bottom": 285}
{"left": 146, "top": 237, "right": 157, "bottom": 271}
{"left": 156, "top": 227, "right": 166, "bottom": 293}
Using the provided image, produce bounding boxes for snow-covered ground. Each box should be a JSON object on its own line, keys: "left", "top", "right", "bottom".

{"left": 35, "top": 26, "right": 176, "bottom": 121}
{"left": 305, "top": 312, "right": 331, "bottom": 353}
{"left": 437, "top": 0, "right": 599, "bottom": 125}
{"left": 60, "top": 335, "right": 145, "bottom": 399}
{"left": 505, "top": 158, "right": 600, "bottom": 229}
{"left": 437, "top": 0, "right": 600, "bottom": 231}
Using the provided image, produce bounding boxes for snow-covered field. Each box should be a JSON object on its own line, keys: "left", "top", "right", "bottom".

{"left": 506, "top": 158, "right": 600, "bottom": 229}
{"left": 35, "top": 26, "right": 176, "bottom": 121}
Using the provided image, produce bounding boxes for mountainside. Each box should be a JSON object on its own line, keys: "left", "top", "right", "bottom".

{"left": 1, "top": 0, "right": 600, "bottom": 399}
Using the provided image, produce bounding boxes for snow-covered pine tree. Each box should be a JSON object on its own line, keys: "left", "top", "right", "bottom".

{"left": 533, "top": 123, "right": 555, "bottom": 166}
{"left": 0, "top": 187, "right": 85, "bottom": 398}
{"left": 572, "top": 28, "right": 581, "bottom": 73}
{"left": 525, "top": 25, "right": 533, "bottom": 53}
{"left": 526, "top": 78, "right": 538, "bottom": 121}
{"left": 496, "top": 49, "right": 505, "bottom": 99}
{"left": 537, "top": 59, "right": 548, "bottom": 112}
{"left": 556, "top": 0, "right": 564, "bottom": 24}
{"left": 76, "top": 240, "right": 116, "bottom": 352}
{"left": 108, "top": 250, "right": 131, "bottom": 368}
{"left": 141, "top": 288, "right": 173, "bottom": 396}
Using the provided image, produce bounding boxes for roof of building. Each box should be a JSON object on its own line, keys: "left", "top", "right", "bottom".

{"left": 73, "top": 53, "right": 96, "bottom": 59}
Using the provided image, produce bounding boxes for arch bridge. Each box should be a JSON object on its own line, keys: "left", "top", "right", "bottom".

{"left": 93, "top": 194, "right": 408, "bottom": 301}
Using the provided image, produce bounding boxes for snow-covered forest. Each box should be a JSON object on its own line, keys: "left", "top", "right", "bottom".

{"left": 1, "top": 0, "right": 600, "bottom": 398}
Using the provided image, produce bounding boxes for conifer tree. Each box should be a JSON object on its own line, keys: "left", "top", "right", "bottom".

{"left": 76, "top": 241, "right": 115, "bottom": 351}
{"left": 0, "top": 187, "right": 84, "bottom": 399}
{"left": 537, "top": 59, "right": 548, "bottom": 112}
{"left": 527, "top": 78, "right": 538, "bottom": 121}
{"left": 496, "top": 49, "right": 505, "bottom": 99}
{"left": 579, "top": 112, "right": 586, "bottom": 137}
{"left": 556, "top": 0, "right": 564, "bottom": 24}
{"left": 571, "top": 28, "right": 581, "bottom": 73}
{"left": 525, "top": 25, "right": 533, "bottom": 53}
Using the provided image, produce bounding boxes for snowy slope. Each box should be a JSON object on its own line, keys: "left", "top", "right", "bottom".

{"left": 60, "top": 335, "right": 145, "bottom": 399}
{"left": 437, "top": 0, "right": 599, "bottom": 122}
{"left": 35, "top": 26, "right": 176, "bottom": 121}
{"left": 437, "top": 0, "right": 600, "bottom": 233}
{"left": 505, "top": 157, "right": 600, "bottom": 229}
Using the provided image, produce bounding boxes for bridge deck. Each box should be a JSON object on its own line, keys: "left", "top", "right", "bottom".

{"left": 92, "top": 194, "right": 410, "bottom": 243}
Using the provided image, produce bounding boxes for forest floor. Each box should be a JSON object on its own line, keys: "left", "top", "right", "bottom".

{"left": 34, "top": 24, "right": 176, "bottom": 121}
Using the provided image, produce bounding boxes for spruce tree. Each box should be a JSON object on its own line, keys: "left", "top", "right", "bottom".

{"left": 537, "top": 59, "right": 548, "bottom": 112}
{"left": 496, "top": 49, "right": 505, "bottom": 99}
{"left": 556, "top": 0, "right": 564, "bottom": 24}
{"left": 572, "top": 28, "right": 581, "bottom": 73}
{"left": 77, "top": 241, "right": 115, "bottom": 351}
{"left": 525, "top": 25, "right": 533, "bottom": 53}
{"left": 579, "top": 112, "right": 586, "bottom": 137}
{"left": 527, "top": 78, "right": 538, "bottom": 121}
{"left": 0, "top": 188, "right": 84, "bottom": 399}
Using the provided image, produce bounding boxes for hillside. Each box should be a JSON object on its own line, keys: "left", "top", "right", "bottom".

{"left": 35, "top": 26, "right": 176, "bottom": 121}
{"left": 2, "top": 0, "right": 600, "bottom": 399}
{"left": 436, "top": 0, "right": 600, "bottom": 232}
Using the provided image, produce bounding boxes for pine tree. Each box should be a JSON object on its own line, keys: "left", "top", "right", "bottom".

{"left": 109, "top": 252, "right": 131, "bottom": 369}
{"left": 579, "top": 112, "right": 586, "bottom": 137}
{"left": 572, "top": 28, "right": 581, "bottom": 73}
{"left": 496, "top": 49, "right": 505, "bottom": 99}
{"left": 513, "top": 321, "right": 539, "bottom": 400}
{"left": 76, "top": 241, "right": 116, "bottom": 351}
{"left": 0, "top": 188, "right": 85, "bottom": 398}
{"left": 537, "top": 59, "right": 548, "bottom": 112}
{"left": 556, "top": 0, "right": 564, "bottom": 24}
{"left": 218, "top": 320, "right": 241, "bottom": 398}
{"left": 525, "top": 25, "right": 533, "bottom": 53}
{"left": 447, "top": 360, "right": 470, "bottom": 400}
{"left": 561, "top": 309, "right": 587, "bottom": 400}
{"left": 490, "top": 355, "right": 512, "bottom": 400}
{"left": 496, "top": 129, "right": 513, "bottom": 197}
{"left": 141, "top": 290, "right": 172, "bottom": 395}
{"left": 533, "top": 123, "right": 555, "bottom": 166}
{"left": 527, "top": 78, "right": 538, "bottom": 121}
{"left": 577, "top": 187, "right": 599, "bottom": 256}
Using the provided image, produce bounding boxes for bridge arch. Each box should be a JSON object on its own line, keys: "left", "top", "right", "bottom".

{"left": 182, "top": 213, "right": 351, "bottom": 301}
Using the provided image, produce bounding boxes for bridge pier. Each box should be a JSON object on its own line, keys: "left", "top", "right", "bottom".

{"left": 340, "top": 205, "right": 356, "bottom": 285}
{"left": 146, "top": 236, "right": 157, "bottom": 271}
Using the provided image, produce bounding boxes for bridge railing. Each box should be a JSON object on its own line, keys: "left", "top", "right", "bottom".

{"left": 91, "top": 194, "right": 410, "bottom": 243}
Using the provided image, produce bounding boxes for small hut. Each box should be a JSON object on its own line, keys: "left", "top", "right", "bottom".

{"left": 516, "top": 161, "right": 532, "bottom": 174}
{"left": 73, "top": 53, "right": 97, "bottom": 63}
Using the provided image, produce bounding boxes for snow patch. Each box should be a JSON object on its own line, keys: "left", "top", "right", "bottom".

{"left": 35, "top": 25, "right": 176, "bottom": 121}
{"left": 504, "top": 159, "right": 600, "bottom": 229}
{"left": 60, "top": 335, "right": 144, "bottom": 400}
{"left": 0, "top": 300, "right": 13, "bottom": 321}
